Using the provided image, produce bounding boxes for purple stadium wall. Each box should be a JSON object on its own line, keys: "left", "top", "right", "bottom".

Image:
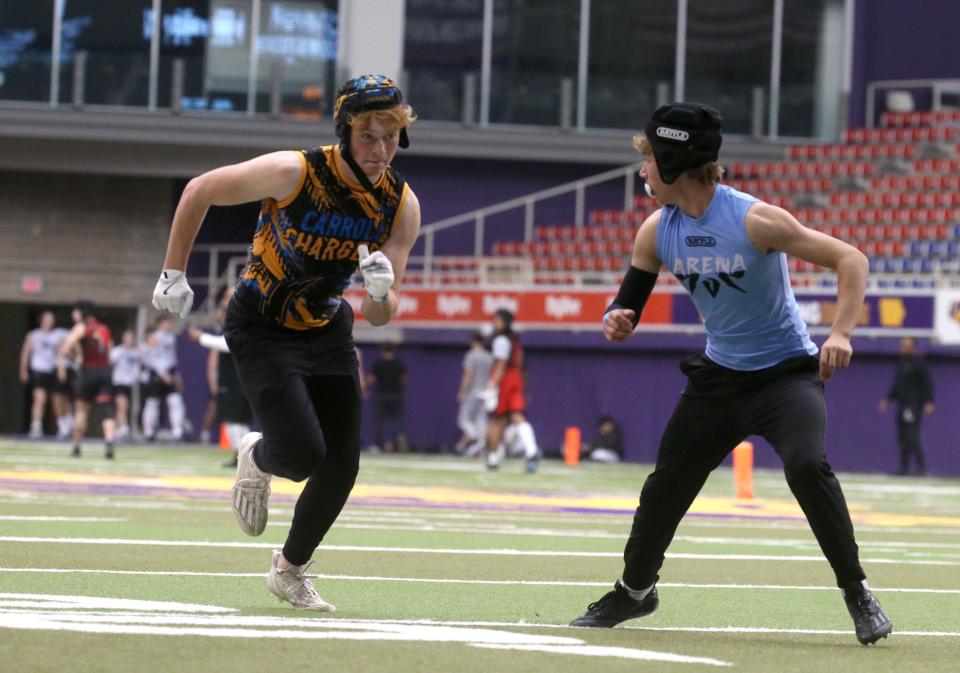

{"left": 851, "top": 0, "right": 960, "bottom": 128}
{"left": 178, "top": 329, "right": 960, "bottom": 478}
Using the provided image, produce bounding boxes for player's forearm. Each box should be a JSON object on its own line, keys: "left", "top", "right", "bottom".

{"left": 361, "top": 289, "right": 398, "bottom": 326}
{"left": 829, "top": 250, "right": 868, "bottom": 338}
{"left": 163, "top": 180, "right": 209, "bottom": 270}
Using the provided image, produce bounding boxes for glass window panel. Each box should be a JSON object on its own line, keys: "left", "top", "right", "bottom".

{"left": 253, "top": 0, "right": 338, "bottom": 117}
{"left": 781, "top": 0, "right": 837, "bottom": 138}
{"left": 404, "top": 0, "right": 484, "bottom": 122}
{"left": 0, "top": 2, "right": 54, "bottom": 102}
{"left": 205, "top": 0, "right": 253, "bottom": 113}
{"left": 685, "top": 0, "right": 772, "bottom": 135}
{"left": 587, "top": 0, "right": 677, "bottom": 130}
{"left": 59, "top": 0, "right": 152, "bottom": 107}
{"left": 155, "top": 0, "right": 210, "bottom": 110}
{"left": 489, "top": 0, "right": 579, "bottom": 126}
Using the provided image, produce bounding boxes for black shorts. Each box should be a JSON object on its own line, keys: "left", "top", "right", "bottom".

{"left": 57, "top": 369, "right": 76, "bottom": 396}
{"left": 143, "top": 373, "right": 175, "bottom": 398}
{"left": 29, "top": 370, "right": 57, "bottom": 392}
{"left": 223, "top": 299, "right": 357, "bottom": 381}
{"left": 75, "top": 368, "right": 114, "bottom": 404}
{"left": 217, "top": 384, "right": 253, "bottom": 424}
{"left": 113, "top": 384, "right": 133, "bottom": 399}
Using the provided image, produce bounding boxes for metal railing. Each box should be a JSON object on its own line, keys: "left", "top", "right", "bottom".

{"left": 419, "top": 162, "right": 643, "bottom": 278}
{"left": 865, "top": 77, "right": 960, "bottom": 128}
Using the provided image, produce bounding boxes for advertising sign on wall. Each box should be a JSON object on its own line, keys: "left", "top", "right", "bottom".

{"left": 934, "top": 289, "right": 960, "bottom": 344}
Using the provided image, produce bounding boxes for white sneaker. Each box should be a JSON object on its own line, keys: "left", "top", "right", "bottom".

{"left": 486, "top": 445, "right": 505, "bottom": 470}
{"left": 28, "top": 423, "right": 43, "bottom": 439}
{"left": 232, "top": 432, "right": 272, "bottom": 536}
{"left": 266, "top": 550, "right": 336, "bottom": 612}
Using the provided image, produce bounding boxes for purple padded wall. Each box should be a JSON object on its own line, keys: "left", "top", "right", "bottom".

{"left": 851, "top": 0, "right": 960, "bottom": 127}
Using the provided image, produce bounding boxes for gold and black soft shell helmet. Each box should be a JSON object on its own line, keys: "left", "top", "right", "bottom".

{"left": 333, "top": 74, "right": 410, "bottom": 150}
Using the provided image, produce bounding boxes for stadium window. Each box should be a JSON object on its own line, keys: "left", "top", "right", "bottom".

{"left": 0, "top": 2, "right": 54, "bottom": 103}
{"left": 57, "top": 0, "right": 152, "bottom": 107}
{"left": 586, "top": 0, "right": 678, "bottom": 130}
{"left": 684, "top": 0, "right": 773, "bottom": 136}
{"left": 154, "top": 0, "right": 210, "bottom": 110}
{"left": 780, "top": 0, "right": 839, "bottom": 139}
{"left": 488, "top": 0, "right": 580, "bottom": 127}
{"left": 204, "top": 0, "right": 337, "bottom": 116}
{"left": 403, "top": 0, "right": 485, "bottom": 122}
{"left": 252, "top": 0, "right": 338, "bottom": 117}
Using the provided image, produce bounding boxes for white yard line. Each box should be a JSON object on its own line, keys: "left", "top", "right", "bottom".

{"left": 2, "top": 567, "right": 959, "bottom": 595}
{"left": 2, "top": 536, "right": 960, "bottom": 565}
{"left": 0, "top": 516, "right": 125, "bottom": 522}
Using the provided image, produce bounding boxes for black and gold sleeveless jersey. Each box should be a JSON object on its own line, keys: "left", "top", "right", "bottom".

{"left": 234, "top": 144, "right": 409, "bottom": 330}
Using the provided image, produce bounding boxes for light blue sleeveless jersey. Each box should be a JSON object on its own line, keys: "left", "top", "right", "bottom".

{"left": 655, "top": 184, "right": 817, "bottom": 370}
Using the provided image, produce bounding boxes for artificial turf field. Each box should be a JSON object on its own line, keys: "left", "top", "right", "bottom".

{"left": 0, "top": 439, "right": 958, "bottom": 673}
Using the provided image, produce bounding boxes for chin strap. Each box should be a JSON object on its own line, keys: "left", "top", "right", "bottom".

{"left": 339, "top": 136, "right": 384, "bottom": 208}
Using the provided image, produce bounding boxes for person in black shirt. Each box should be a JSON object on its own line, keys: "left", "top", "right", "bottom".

{"left": 584, "top": 415, "right": 624, "bottom": 464}
{"left": 368, "top": 342, "right": 407, "bottom": 453}
{"left": 878, "top": 337, "right": 935, "bottom": 476}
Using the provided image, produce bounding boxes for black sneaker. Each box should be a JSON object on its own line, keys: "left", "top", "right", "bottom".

{"left": 569, "top": 581, "right": 659, "bottom": 628}
{"left": 70, "top": 445, "right": 81, "bottom": 458}
{"left": 843, "top": 585, "right": 892, "bottom": 645}
{"left": 104, "top": 444, "right": 115, "bottom": 460}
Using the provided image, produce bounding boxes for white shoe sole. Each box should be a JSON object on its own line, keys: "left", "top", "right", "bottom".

{"left": 232, "top": 433, "right": 271, "bottom": 536}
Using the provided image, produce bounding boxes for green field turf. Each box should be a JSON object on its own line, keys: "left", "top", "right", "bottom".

{"left": 1, "top": 438, "right": 958, "bottom": 673}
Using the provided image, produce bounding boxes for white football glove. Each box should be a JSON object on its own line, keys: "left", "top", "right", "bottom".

{"left": 152, "top": 269, "right": 195, "bottom": 319}
{"left": 358, "top": 244, "right": 394, "bottom": 302}
{"left": 480, "top": 386, "right": 499, "bottom": 413}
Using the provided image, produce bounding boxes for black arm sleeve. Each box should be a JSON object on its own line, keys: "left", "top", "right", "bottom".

{"left": 604, "top": 266, "right": 659, "bottom": 327}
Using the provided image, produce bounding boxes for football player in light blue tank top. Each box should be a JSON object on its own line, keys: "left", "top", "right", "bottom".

{"left": 571, "top": 103, "right": 892, "bottom": 646}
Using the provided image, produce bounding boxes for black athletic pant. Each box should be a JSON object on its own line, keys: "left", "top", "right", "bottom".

{"left": 225, "top": 303, "right": 361, "bottom": 566}
{"left": 896, "top": 412, "right": 926, "bottom": 474}
{"left": 622, "top": 354, "right": 866, "bottom": 592}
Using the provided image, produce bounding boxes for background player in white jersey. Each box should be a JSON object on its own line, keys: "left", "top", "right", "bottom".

{"left": 455, "top": 331, "right": 493, "bottom": 457}
{"left": 141, "top": 317, "right": 186, "bottom": 441}
{"left": 110, "top": 329, "right": 141, "bottom": 440}
{"left": 140, "top": 328, "right": 178, "bottom": 441}
{"left": 19, "top": 311, "right": 72, "bottom": 438}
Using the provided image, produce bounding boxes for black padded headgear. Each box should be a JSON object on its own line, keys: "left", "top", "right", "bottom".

{"left": 334, "top": 74, "right": 409, "bottom": 149}
{"left": 644, "top": 102, "right": 722, "bottom": 184}
{"left": 72, "top": 301, "right": 96, "bottom": 320}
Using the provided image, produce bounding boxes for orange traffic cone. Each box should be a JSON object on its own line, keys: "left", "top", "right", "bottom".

{"left": 563, "top": 426, "right": 581, "bottom": 466}
{"left": 733, "top": 441, "right": 754, "bottom": 499}
{"left": 219, "top": 422, "right": 231, "bottom": 451}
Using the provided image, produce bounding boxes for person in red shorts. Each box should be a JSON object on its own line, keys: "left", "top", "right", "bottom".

{"left": 57, "top": 302, "right": 117, "bottom": 459}
{"left": 483, "top": 309, "right": 540, "bottom": 472}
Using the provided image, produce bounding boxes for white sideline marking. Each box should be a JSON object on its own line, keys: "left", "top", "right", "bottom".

{"left": 0, "top": 594, "right": 730, "bottom": 666}
{"left": 625, "top": 625, "right": 960, "bottom": 638}
{"left": 0, "top": 593, "right": 232, "bottom": 613}
{"left": 0, "top": 516, "right": 125, "bottom": 522}
{"left": 473, "top": 643, "right": 731, "bottom": 665}
{"left": 2, "top": 568, "right": 959, "bottom": 595}
{"left": 674, "top": 535, "right": 960, "bottom": 551}
{"left": 2, "top": 536, "right": 959, "bottom": 565}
